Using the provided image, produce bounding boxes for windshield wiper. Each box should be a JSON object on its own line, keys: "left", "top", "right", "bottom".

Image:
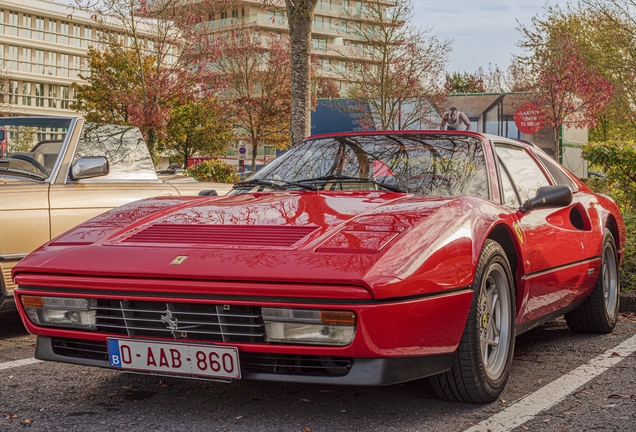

{"left": 232, "top": 178, "right": 316, "bottom": 191}
{"left": 295, "top": 174, "right": 407, "bottom": 193}
{"left": 0, "top": 166, "right": 46, "bottom": 181}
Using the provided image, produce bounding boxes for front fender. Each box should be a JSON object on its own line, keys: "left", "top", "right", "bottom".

{"left": 365, "top": 197, "right": 524, "bottom": 299}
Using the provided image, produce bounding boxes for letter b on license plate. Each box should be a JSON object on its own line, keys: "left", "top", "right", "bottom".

{"left": 107, "top": 339, "right": 240, "bottom": 380}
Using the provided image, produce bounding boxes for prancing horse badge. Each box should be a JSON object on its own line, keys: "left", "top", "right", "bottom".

{"left": 170, "top": 256, "right": 188, "bottom": 265}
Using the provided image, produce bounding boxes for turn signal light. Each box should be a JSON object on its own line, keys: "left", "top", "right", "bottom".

{"left": 320, "top": 311, "right": 356, "bottom": 325}
{"left": 21, "top": 296, "right": 44, "bottom": 307}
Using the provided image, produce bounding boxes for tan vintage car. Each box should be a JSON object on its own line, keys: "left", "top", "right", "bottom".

{"left": 0, "top": 116, "right": 231, "bottom": 309}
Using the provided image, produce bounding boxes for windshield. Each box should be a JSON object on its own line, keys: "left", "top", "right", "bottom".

{"left": 236, "top": 134, "right": 489, "bottom": 198}
{"left": 76, "top": 123, "right": 158, "bottom": 182}
{"left": 0, "top": 117, "right": 72, "bottom": 181}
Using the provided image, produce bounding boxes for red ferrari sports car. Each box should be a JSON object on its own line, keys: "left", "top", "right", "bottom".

{"left": 13, "top": 131, "right": 625, "bottom": 403}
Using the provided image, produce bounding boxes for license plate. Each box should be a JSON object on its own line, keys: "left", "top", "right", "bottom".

{"left": 107, "top": 339, "right": 241, "bottom": 380}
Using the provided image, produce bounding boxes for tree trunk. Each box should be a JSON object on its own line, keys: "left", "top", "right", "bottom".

{"left": 251, "top": 141, "right": 258, "bottom": 171}
{"left": 286, "top": 0, "right": 317, "bottom": 146}
{"left": 147, "top": 128, "right": 157, "bottom": 160}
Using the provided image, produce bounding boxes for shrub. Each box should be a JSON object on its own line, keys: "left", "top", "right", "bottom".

{"left": 185, "top": 159, "right": 239, "bottom": 183}
{"left": 582, "top": 141, "right": 636, "bottom": 213}
{"left": 622, "top": 215, "right": 636, "bottom": 293}
{"left": 582, "top": 141, "right": 635, "bottom": 292}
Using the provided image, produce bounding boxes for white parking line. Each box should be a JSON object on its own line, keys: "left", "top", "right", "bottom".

{"left": 0, "top": 358, "right": 41, "bottom": 370}
{"left": 464, "top": 333, "right": 636, "bottom": 432}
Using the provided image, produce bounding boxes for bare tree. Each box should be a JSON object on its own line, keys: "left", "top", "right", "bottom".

{"left": 333, "top": 0, "right": 451, "bottom": 130}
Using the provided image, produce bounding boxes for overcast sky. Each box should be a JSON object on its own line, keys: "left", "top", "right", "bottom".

{"left": 411, "top": 0, "right": 571, "bottom": 73}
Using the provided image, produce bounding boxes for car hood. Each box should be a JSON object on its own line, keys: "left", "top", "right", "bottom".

{"left": 15, "top": 191, "right": 487, "bottom": 298}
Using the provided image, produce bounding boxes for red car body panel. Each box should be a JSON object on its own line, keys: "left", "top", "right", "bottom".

{"left": 12, "top": 130, "right": 626, "bottom": 386}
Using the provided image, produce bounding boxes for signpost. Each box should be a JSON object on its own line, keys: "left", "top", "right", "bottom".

{"left": 238, "top": 145, "right": 247, "bottom": 172}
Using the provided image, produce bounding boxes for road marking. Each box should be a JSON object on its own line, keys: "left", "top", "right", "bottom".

{"left": 465, "top": 333, "right": 636, "bottom": 432}
{"left": 0, "top": 358, "right": 41, "bottom": 370}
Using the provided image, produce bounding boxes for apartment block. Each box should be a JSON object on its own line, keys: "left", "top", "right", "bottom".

{"left": 0, "top": 0, "right": 101, "bottom": 115}
{"left": 201, "top": 0, "right": 395, "bottom": 86}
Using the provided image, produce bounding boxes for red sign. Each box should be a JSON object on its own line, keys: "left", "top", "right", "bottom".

{"left": 514, "top": 103, "right": 546, "bottom": 135}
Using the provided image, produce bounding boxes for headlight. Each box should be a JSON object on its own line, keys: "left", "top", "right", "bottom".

{"left": 21, "top": 296, "right": 96, "bottom": 330}
{"left": 262, "top": 308, "right": 356, "bottom": 346}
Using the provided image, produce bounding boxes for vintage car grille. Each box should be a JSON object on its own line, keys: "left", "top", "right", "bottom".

{"left": 50, "top": 338, "right": 354, "bottom": 377}
{"left": 93, "top": 300, "right": 266, "bottom": 343}
{"left": 121, "top": 224, "right": 318, "bottom": 247}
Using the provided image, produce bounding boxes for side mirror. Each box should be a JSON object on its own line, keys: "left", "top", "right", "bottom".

{"left": 70, "top": 156, "right": 109, "bottom": 180}
{"left": 198, "top": 189, "right": 218, "bottom": 197}
{"left": 519, "top": 185, "right": 572, "bottom": 214}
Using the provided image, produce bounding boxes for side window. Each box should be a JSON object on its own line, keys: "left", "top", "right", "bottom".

{"left": 494, "top": 145, "right": 550, "bottom": 203}
{"left": 497, "top": 160, "right": 520, "bottom": 208}
{"left": 533, "top": 152, "right": 578, "bottom": 192}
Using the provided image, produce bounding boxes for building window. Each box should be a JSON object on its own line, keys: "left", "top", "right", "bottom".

{"left": 60, "top": 21, "right": 69, "bottom": 45}
{"left": 313, "top": 16, "right": 324, "bottom": 30}
{"left": 22, "top": 81, "right": 32, "bottom": 106}
{"left": 8, "top": 11, "right": 18, "bottom": 36}
{"left": 84, "top": 26, "right": 92, "bottom": 47}
{"left": 8, "top": 45, "right": 18, "bottom": 71}
{"left": 35, "top": 16, "right": 44, "bottom": 40}
{"left": 312, "top": 37, "right": 327, "bottom": 50}
{"left": 0, "top": 44, "right": 4, "bottom": 68}
{"left": 0, "top": 10, "right": 4, "bottom": 34}
{"left": 48, "top": 84, "right": 57, "bottom": 108}
{"left": 21, "top": 47, "right": 31, "bottom": 72}
{"left": 221, "top": 12, "right": 227, "bottom": 19}
{"left": 8, "top": 80, "right": 18, "bottom": 104}
{"left": 60, "top": 85, "right": 70, "bottom": 109}
{"left": 232, "top": 10, "right": 238, "bottom": 18}
{"left": 35, "top": 83, "right": 44, "bottom": 107}
{"left": 71, "top": 55, "right": 81, "bottom": 78}
{"left": 60, "top": 54, "right": 69, "bottom": 77}
{"left": 242, "top": 8, "right": 245, "bottom": 16}
{"left": 47, "top": 52, "right": 56, "bottom": 75}
{"left": 48, "top": 19, "right": 57, "bottom": 43}
{"left": 72, "top": 24, "right": 81, "bottom": 46}
{"left": 35, "top": 49, "right": 44, "bottom": 74}
{"left": 22, "top": 14, "right": 31, "bottom": 38}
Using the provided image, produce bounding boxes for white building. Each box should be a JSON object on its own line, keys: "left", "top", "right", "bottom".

{"left": 0, "top": 0, "right": 97, "bottom": 115}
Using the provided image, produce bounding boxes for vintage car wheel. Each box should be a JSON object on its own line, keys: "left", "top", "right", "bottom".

{"left": 565, "top": 229, "right": 619, "bottom": 333}
{"left": 429, "top": 240, "right": 516, "bottom": 403}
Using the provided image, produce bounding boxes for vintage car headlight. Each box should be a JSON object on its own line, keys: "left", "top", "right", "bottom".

{"left": 21, "top": 296, "right": 96, "bottom": 330}
{"left": 262, "top": 308, "right": 356, "bottom": 346}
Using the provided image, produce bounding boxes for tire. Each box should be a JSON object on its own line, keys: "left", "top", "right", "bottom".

{"left": 429, "top": 240, "right": 516, "bottom": 403}
{"left": 565, "top": 229, "right": 619, "bottom": 334}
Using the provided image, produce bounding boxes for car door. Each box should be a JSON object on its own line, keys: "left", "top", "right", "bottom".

{"left": 48, "top": 124, "right": 176, "bottom": 238}
{"left": 494, "top": 143, "right": 589, "bottom": 323}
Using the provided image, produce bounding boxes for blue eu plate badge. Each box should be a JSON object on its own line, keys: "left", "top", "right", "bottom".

{"left": 108, "top": 339, "right": 122, "bottom": 367}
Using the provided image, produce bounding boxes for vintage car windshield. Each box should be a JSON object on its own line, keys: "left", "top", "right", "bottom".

{"left": 237, "top": 134, "right": 489, "bottom": 198}
{"left": 75, "top": 124, "right": 158, "bottom": 182}
{"left": 0, "top": 117, "right": 72, "bottom": 181}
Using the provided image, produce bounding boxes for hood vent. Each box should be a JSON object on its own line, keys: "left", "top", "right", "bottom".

{"left": 121, "top": 224, "right": 318, "bottom": 247}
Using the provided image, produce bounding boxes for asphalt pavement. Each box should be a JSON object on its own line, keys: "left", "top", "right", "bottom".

{"left": 1, "top": 308, "right": 636, "bottom": 431}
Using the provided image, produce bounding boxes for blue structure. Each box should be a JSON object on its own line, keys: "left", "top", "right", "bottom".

{"left": 310, "top": 99, "right": 375, "bottom": 135}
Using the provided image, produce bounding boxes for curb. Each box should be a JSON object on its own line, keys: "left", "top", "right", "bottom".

{"left": 620, "top": 292, "right": 636, "bottom": 313}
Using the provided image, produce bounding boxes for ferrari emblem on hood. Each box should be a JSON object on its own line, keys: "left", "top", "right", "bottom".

{"left": 170, "top": 256, "right": 188, "bottom": 265}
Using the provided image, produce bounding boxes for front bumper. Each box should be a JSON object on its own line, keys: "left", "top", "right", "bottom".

{"left": 16, "top": 279, "right": 473, "bottom": 385}
{"left": 35, "top": 336, "right": 454, "bottom": 385}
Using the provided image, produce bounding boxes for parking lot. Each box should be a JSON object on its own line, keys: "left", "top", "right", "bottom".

{"left": 2, "top": 310, "right": 635, "bottom": 431}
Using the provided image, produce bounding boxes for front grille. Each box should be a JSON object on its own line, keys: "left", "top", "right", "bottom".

{"left": 121, "top": 224, "right": 318, "bottom": 247}
{"left": 51, "top": 338, "right": 353, "bottom": 377}
{"left": 93, "top": 300, "right": 265, "bottom": 343}
{"left": 52, "top": 338, "right": 109, "bottom": 361}
{"left": 240, "top": 353, "right": 353, "bottom": 376}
